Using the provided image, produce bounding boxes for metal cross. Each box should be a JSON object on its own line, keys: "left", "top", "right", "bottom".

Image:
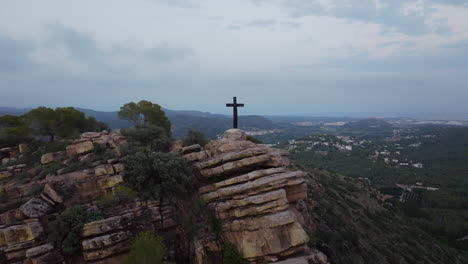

{"left": 226, "top": 96, "right": 244, "bottom": 128}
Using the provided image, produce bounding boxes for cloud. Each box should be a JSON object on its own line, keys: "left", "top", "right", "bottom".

{"left": 0, "top": 35, "right": 36, "bottom": 73}
{"left": 155, "top": 0, "right": 197, "bottom": 8}
{"left": 246, "top": 19, "right": 277, "bottom": 28}
{"left": 0, "top": 0, "right": 467, "bottom": 115}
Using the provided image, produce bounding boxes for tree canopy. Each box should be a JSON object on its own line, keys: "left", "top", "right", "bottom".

{"left": 182, "top": 129, "right": 208, "bottom": 147}
{"left": 118, "top": 100, "right": 171, "bottom": 136}
{"left": 0, "top": 115, "right": 31, "bottom": 146}
{"left": 0, "top": 107, "right": 107, "bottom": 146}
{"left": 123, "top": 151, "right": 192, "bottom": 200}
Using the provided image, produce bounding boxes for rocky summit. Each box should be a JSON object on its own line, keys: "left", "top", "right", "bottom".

{"left": 0, "top": 128, "right": 329, "bottom": 264}
{"left": 178, "top": 129, "right": 324, "bottom": 263}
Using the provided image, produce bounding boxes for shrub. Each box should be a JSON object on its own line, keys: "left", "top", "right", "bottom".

{"left": 37, "top": 162, "right": 63, "bottom": 180}
{"left": 48, "top": 205, "right": 103, "bottom": 258}
{"left": 223, "top": 242, "right": 245, "bottom": 264}
{"left": 246, "top": 135, "right": 262, "bottom": 144}
{"left": 26, "top": 184, "right": 43, "bottom": 196}
{"left": 123, "top": 232, "right": 166, "bottom": 264}
{"left": 59, "top": 158, "right": 92, "bottom": 174}
{"left": 96, "top": 186, "right": 138, "bottom": 208}
{"left": 15, "top": 171, "right": 33, "bottom": 184}
{"left": 183, "top": 129, "right": 208, "bottom": 147}
{"left": 122, "top": 125, "right": 172, "bottom": 152}
{"left": 123, "top": 151, "right": 192, "bottom": 200}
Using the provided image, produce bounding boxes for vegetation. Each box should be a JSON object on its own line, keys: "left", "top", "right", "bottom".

{"left": 246, "top": 135, "right": 262, "bottom": 144}
{"left": 123, "top": 151, "right": 192, "bottom": 200}
{"left": 122, "top": 125, "right": 172, "bottom": 152}
{"left": 0, "top": 107, "right": 106, "bottom": 147}
{"left": 123, "top": 232, "right": 167, "bottom": 264}
{"left": 288, "top": 125, "right": 468, "bottom": 251}
{"left": 223, "top": 242, "right": 245, "bottom": 264}
{"left": 96, "top": 186, "right": 138, "bottom": 208}
{"left": 0, "top": 115, "right": 31, "bottom": 146}
{"left": 48, "top": 205, "right": 103, "bottom": 258}
{"left": 118, "top": 100, "right": 171, "bottom": 136}
{"left": 300, "top": 165, "right": 466, "bottom": 264}
{"left": 183, "top": 129, "right": 208, "bottom": 147}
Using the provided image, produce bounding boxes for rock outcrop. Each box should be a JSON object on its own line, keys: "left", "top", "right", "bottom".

{"left": 0, "top": 131, "right": 129, "bottom": 264}
{"left": 181, "top": 129, "right": 310, "bottom": 262}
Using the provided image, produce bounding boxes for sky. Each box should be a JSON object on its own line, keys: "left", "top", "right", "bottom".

{"left": 0, "top": 0, "right": 468, "bottom": 117}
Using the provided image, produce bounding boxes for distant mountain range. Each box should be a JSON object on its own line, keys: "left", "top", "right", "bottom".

{"left": 0, "top": 106, "right": 276, "bottom": 139}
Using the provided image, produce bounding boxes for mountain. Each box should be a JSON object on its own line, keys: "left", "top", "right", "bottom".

{"left": 0, "top": 106, "right": 277, "bottom": 139}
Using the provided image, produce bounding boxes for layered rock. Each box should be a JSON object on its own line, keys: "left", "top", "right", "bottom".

{"left": 0, "top": 130, "right": 129, "bottom": 264}
{"left": 182, "top": 129, "right": 309, "bottom": 262}
{"left": 80, "top": 200, "right": 177, "bottom": 263}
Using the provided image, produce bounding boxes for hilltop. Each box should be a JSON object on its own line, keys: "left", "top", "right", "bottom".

{"left": 0, "top": 127, "right": 465, "bottom": 263}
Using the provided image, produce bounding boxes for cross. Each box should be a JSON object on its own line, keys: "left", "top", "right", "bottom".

{"left": 226, "top": 96, "right": 244, "bottom": 128}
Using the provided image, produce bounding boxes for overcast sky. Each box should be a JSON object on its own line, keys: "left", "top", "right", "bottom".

{"left": 0, "top": 0, "right": 468, "bottom": 116}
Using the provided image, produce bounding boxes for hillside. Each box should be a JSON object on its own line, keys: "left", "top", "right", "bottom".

{"left": 0, "top": 128, "right": 466, "bottom": 263}
{"left": 302, "top": 165, "right": 466, "bottom": 263}
{"left": 286, "top": 125, "right": 468, "bottom": 256}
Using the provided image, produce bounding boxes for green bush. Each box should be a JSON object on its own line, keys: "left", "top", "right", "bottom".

{"left": 37, "top": 162, "right": 63, "bottom": 180}
{"left": 124, "top": 151, "right": 192, "bottom": 200}
{"left": 246, "top": 135, "right": 262, "bottom": 144}
{"left": 59, "top": 158, "right": 92, "bottom": 174}
{"left": 223, "top": 242, "right": 245, "bottom": 264}
{"left": 48, "top": 205, "right": 103, "bottom": 258}
{"left": 183, "top": 129, "right": 208, "bottom": 147}
{"left": 123, "top": 232, "right": 166, "bottom": 264}
{"left": 26, "top": 184, "right": 43, "bottom": 196}
{"left": 122, "top": 125, "right": 172, "bottom": 152}
{"left": 15, "top": 171, "right": 33, "bottom": 184}
{"left": 96, "top": 186, "right": 138, "bottom": 208}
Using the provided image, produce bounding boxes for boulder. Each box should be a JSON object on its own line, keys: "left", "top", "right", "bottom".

{"left": 81, "top": 231, "right": 130, "bottom": 251}
{"left": 2, "top": 157, "right": 16, "bottom": 166}
{"left": 93, "top": 135, "right": 110, "bottom": 145}
{"left": 306, "top": 250, "right": 329, "bottom": 264}
{"left": 224, "top": 129, "right": 246, "bottom": 141}
{"left": 0, "top": 170, "right": 12, "bottom": 180}
{"left": 3, "top": 240, "right": 37, "bottom": 261}
{"left": 20, "top": 198, "right": 54, "bottom": 218}
{"left": 66, "top": 141, "right": 94, "bottom": 156}
{"left": 97, "top": 174, "right": 123, "bottom": 190}
{"left": 25, "top": 243, "right": 54, "bottom": 258}
{"left": 112, "top": 163, "right": 125, "bottom": 173}
{"left": 83, "top": 240, "right": 131, "bottom": 261}
{"left": 180, "top": 144, "right": 202, "bottom": 155}
{"left": 0, "top": 208, "right": 26, "bottom": 225}
{"left": 40, "top": 153, "right": 55, "bottom": 165}
{"left": 43, "top": 184, "right": 63, "bottom": 204}
{"left": 82, "top": 214, "right": 134, "bottom": 238}
{"left": 18, "top": 144, "right": 28, "bottom": 154}
{"left": 0, "top": 221, "right": 43, "bottom": 246}
{"left": 95, "top": 164, "right": 115, "bottom": 176}
{"left": 81, "top": 132, "right": 101, "bottom": 139}
{"left": 79, "top": 153, "right": 96, "bottom": 162}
